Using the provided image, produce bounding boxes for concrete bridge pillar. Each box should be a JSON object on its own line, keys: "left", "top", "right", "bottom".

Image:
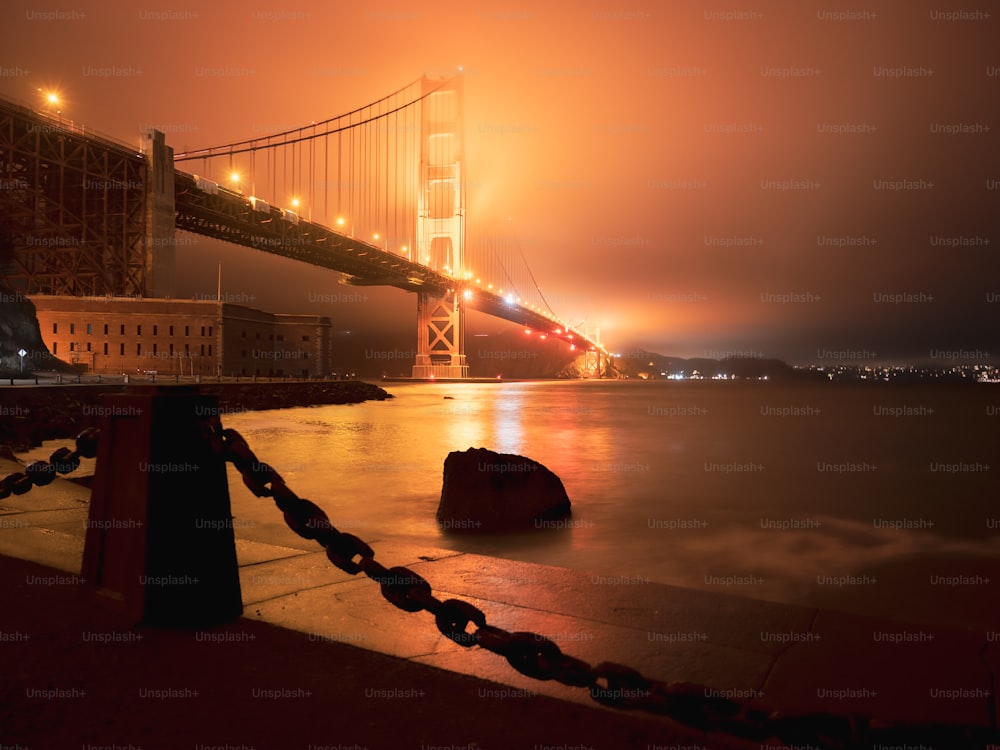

{"left": 143, "top": 130, "right": 176, "bottom": 297}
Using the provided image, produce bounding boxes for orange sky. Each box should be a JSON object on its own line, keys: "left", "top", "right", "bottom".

{"left": 2, "top": 0, "right": 997, "bottom": 363}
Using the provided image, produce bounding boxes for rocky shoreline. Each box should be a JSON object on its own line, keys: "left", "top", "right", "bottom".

{"left": 0, "top": 380, "right": 393, "bottom": 452}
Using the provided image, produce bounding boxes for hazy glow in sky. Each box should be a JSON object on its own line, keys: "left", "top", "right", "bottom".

{"left": 2, "top": 1, "right": 996, "bottom": 363}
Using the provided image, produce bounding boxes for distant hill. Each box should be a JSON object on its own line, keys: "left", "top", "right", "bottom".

{"left": 615, "top": 351, "right": 804, "bottom": 380}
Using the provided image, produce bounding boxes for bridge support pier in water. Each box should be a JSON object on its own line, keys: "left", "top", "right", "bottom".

{"left": 412, "top": 290, "right": 469, "bottom": 379}
{"left": 579, "top": 348, "right": 613, "bottom": 378}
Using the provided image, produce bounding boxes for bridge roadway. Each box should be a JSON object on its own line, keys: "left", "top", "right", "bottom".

{"left": 174, "top": 170, "right": 605, "bottom": 355}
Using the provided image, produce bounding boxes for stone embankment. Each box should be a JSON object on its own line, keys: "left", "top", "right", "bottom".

{"left": 0, "top": 380, "right": 392, "bottom": 451}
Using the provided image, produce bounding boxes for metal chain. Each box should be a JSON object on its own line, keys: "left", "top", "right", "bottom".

{"left": 0, "top": 427, "right": 100, "bottom": 499}
{"left": 202, "top": 419, "right": 997, "bottom": 750}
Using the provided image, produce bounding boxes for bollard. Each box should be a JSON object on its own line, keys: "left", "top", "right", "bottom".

{"left": 82, "top": 385, "right": 242, "bottom": 627}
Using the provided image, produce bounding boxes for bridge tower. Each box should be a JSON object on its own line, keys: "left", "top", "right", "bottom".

{"left": 411, "top": 76, "right": 468, "bottom": 379}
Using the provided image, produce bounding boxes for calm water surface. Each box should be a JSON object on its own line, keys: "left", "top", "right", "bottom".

{"left": 219, "top": 380, "right": 999, "bottom": 632}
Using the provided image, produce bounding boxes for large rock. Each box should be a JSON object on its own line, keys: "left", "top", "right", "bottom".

{"left": 437, "top": 447, "right": 571, "bottom": 532}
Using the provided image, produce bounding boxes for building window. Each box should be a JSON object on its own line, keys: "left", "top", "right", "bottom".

{"left": 137, "top": 343, "right": 142, "bottom": 356}
{"left": 70, "top": 323, "right": 75, "bottom": 334}
{"left": 153, "top": 343, "right": 158, "bottom": 355}
{"left": 86, "top": 323, "right": 92, "bottom": 335}
{"left": 86, "top": 342, "right": 92, "bottom": 352}
{"left": 137, "top": 325, "right": 142, "bottom": 335}
{"left": 185, "top": 326, "right": 189, "bottom": 336}
{"left": 208, "top": 344, "right": 213, "bottom": 356}
{"left": 120, "top": 324, "right": 125, "bottom": 335}
{"left": 184, "top": 344, "right": 190, "bottom": 354}
{"left": 241, "top": 331, "right": 246, "bottom": 338}
{"left": 269, "top": 334, "right": 274, "bottom": 341}
{"left": 120, "top": 343, "right": 125, "bottom": 356}
{"left": 200, "top": 326, "right": 205, "bottom": 336}
{"left": 302, "top": 335, "right": 310, "bottom": 342}
{"left": 104, "top": 324, "right": 109, "bottom": 335}
{"left": 277, "top": 335, "right": 284, "bottom": 342}
{"left": 169, "top": 344, "right": 174, "bottom": 356}
{"left": 69, "top": 342, "right": 75, "bottom": 352}
{"left": 53, "top": 323, "right": 57, "bottom": 334}
{"left": 153, "top": 325, "right": 158, "bottom": 336}
{"left": 200, "top": 344, "right": 205, "bottom": 356}
{"left": 52, "top": 342, "right": 57, "bottom": 354}
{"left": 103, "top": 343, "right": 108, "bottom": 355}
{"left": 256, "top": 332, "right": 261, "bottom": 340}
{"left": 169, "top": 325, "right": 174, "bottom": 336}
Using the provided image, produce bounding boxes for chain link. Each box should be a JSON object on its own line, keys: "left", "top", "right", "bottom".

{"left": 0, "top": 427, "right": 100, "bottom": 500}
{"left": 5, "top": 417, "right": 996, "bottom": 748}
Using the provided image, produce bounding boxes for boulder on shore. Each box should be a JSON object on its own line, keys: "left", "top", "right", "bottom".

{"left": 436, "top": 447, "right": 571, "bottom": 532}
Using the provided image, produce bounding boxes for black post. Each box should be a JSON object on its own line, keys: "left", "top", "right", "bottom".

{"left": 81, "top": 385, "right": 242, "bottom": 627}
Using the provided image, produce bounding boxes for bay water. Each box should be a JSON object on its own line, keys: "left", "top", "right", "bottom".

{"left": 220, "top": 380, "right": 1000, "bottom": 633}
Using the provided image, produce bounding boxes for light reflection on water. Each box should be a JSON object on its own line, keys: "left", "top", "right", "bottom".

{"left": 221, "top": 380, "right": 999, "bottom": 631}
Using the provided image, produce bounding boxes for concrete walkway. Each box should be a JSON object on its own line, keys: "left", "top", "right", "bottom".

{"left": 1, "top": 456, "right": 997, "bottom": 748}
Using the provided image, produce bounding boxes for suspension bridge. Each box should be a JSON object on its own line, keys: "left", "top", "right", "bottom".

{"left": 0, "top": 76, "right": 613, "bottom": 378}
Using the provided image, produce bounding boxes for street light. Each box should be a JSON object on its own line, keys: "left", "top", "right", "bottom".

{"left": 39, "top": 89, "right": 62, "bottom": 123}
